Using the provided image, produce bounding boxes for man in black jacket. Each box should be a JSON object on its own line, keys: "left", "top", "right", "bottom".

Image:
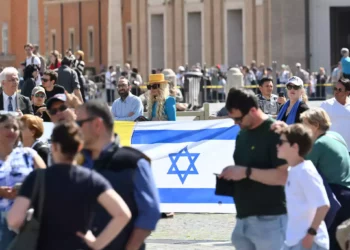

{"left": 76, "top": 100, "right": 160, "bottom": 250}
{"left": 0, "top": 67, "right": 33, "bottom": 115}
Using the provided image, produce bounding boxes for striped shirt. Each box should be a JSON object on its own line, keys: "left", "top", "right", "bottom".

{"left": 111, "top": 93, "right": 143, "bottom": 121}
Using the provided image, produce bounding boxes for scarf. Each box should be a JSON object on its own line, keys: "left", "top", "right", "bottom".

{"left": 276, "top": 99, "right": 301, "bottom": 125}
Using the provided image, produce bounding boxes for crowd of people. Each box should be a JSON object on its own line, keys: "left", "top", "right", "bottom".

{"left": 0, "top": 41, "right": 349, "bottom": 250}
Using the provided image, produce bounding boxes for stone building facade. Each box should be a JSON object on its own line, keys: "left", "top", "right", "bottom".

{"left": 131, "top": 0, "right": 310, "bottom": 78}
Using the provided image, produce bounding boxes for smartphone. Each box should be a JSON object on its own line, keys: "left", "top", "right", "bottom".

{"left": 279, "top": 92, "right": 285, "bottom": 97}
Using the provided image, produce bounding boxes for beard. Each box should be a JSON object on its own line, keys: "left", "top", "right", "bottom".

{"left": 118, "top": 91, "right": 129, "bottom": 98}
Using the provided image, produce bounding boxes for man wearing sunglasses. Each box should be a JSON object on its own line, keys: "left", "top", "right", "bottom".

{"left": 219, "top": 88, "right": 288, "bottom": 250}
{"left": 46, "top": 94, "right": 77, "bottom": 124}
{"left": 321, "top": 78, "right": 350, "bottom": 153}
{"left": 31, "top": 86, "right": 50, "bottom": 122}
{"left": 41, "top": 70, "right": 65, "bottom": 102}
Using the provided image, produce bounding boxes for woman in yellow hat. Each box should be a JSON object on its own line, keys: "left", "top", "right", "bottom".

{"left": 146, "top": 74, "right": 176, "bottom": 121}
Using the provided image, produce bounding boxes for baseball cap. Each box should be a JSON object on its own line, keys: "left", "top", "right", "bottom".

{"left": 178, "top": 66, "right": 185, "bottom": 72}
{"left": 46, "top": 94, "right": 67, "bottom": 110}
{"left": 287, "top": 76, "right": 304, "bottom": 87}
{"left": 296, "top": 63, "right": 301, "bottom": 67}
{"left": 341, "top": 48, "right": 349, "bottom": 54}
{"left": 31, "top": 86, "right": 46, "bottom": 97}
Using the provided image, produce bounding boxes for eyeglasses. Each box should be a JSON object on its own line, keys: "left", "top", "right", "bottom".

{"left": 231, "top": 113, "right": 247, "bottom": 123}
{"left": 277, "top": 139, "right": 289, "bottom": 146}
{"left": 117, "top": 84, "right": 128, "bottom": 89}
{"left": 49, "top": 104, "right": 67, "bottom": 115}
{"left": 147, "top": 84, "right": 160, "bottom": 90}
{"left": 76, "top": 117, "right": 96, "bottom": 127}
{"left": 286, "top": 84, "right": 301, "bottom": 90}
{"left": 334, "top": 87, "right": 344, "bottom": 92}
{"left": 34, "top": 93, "right": 45, "bottom": 98}
{"left": 41, "top": 78, "right": 49, "bottom": 83}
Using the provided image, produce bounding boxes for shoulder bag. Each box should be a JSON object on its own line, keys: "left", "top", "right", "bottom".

{"left": 7, "top": 169, "right": 46, "bottom": 250}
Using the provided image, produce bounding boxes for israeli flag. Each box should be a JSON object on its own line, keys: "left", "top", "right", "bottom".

{"left": 41, "top": 119, "right": 239, "bottom": 213}
{"left": 132, "top": 119, "right": 238, "bottom": 213}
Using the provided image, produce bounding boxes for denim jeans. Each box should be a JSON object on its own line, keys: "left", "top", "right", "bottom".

{"left": 282, "top": 242, "right": 328, "bottom": 250}
{"left": 0, "top": 211, "right": 16, "bottom": 249}
{"left": 231, "top": 214, "right": 287, "bottom": 250}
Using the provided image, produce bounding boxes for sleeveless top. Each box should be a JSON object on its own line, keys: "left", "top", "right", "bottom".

{"left": 0, "top": 147, "right": 36, "bottom": 211}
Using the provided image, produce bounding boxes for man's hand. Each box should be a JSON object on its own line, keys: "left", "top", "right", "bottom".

{"left": 128, "top": 112, "right": 135, "bottom": 117}
{"left": 270, "top": 121, "right": 288, "bottom": 134}
{"left": 302, "top": 234, "right": 314, "bottom": 249}
{"left": 36, "top": 107, "right": 47, "bottom": 114}
{"left": 65, "top": 90, "right": 82, "bottom": 108}
{"left": 277, "top": 96, "right": 286, "bottom": 104}
{"left": 0, "top": 187, "right": 17, "bottom": 199}
{"left": 219, "top": 166, "right": 246, "bottom": 181}
{"left": 16, "top": 109, "right": 23, "bottom": 117}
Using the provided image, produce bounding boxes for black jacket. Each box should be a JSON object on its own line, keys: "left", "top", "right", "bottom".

{"left": 0, "top": 92, "right": 33, "bottom": 114}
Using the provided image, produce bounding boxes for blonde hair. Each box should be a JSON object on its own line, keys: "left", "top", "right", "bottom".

{"left": 301, "top": 88, "right": 308, "bottom": 103}
{"left": 75, "top": 50, "right": 84, "bottom": 61}
{"left": 300, "top": 107, "right": 332, "bottom": 132}
{"left": 147, "top": 83, "right": 170, "bottom": 120}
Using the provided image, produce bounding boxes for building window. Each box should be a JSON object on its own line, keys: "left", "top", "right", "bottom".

{"left": 127, "top": 24, "right": 132, "bottom": 56}
{"left": 2, "top": 23, "right": 8, "bottom": 54}
{"left": 87, "top": 26, "right": 94, "bottom": 61}
{"left": 69, "top": 28, "right": 75, "bottom": 51}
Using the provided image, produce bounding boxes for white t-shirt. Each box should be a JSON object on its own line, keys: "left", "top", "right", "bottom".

{"left": 285, "top": 160, "right": 330, "bottom": 249}
{"left": 321, "top": 98, "right": 350, "bottom": 151}
{"left": 26, "top": 55, "right": 41, "bottom": 67}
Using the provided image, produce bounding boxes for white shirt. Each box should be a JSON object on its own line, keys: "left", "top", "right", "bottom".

{"left": 285, "top": 160, "right": 330, "bottom": 249}
{"left": 105, "top": 71, "right": 115, "bottom": 90}
{"left": 2, "top": 92, "right": 17, "bottom": 111}
{"left": 321, "top": 98, "right": 350, "bottom": 151}
{"left": 26, "top": 55, "right": 41, "bottom": 67}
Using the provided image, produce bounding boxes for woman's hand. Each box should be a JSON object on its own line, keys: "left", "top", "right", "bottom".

{"left": 270, "top": 121, "right": 288, "bottom": 134}
{"left": 0, "top": 186, "right": 17, "bottom": 199}
{"left": 77, "top": 230, "right": 100, "bottom": 250}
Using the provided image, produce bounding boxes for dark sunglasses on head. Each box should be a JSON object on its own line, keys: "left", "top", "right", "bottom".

{"left": 41, "top": 78, "right": 50, "bottom": 83}
{"left": 277, "top": 139, "right": 289, "bottom": 146}
{"left": 76, "top": 117, "right": 97, "bottom": 127}
{"left": 34, "top": 93, "right": 45, "bottom": 98}
{"left": 286, "top": 84, "right": 301, "bottom": 90}
{"left": 147, "top": 84, "right": 160, "bottom": 90}
{"left": 49, "top": 104, "right": 67, "bottom": 116}
{"left": 334, "top": 87, "right": 344, "bottom": 92}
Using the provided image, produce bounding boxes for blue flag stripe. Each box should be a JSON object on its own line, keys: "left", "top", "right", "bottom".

{"left": 158, "top": 188, "right": 235, "bottom": 204}
{"left": 131, "top": 126, "right": 240, "bottom": 144}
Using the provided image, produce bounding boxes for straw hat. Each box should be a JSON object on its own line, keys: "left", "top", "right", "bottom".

{"left": 148, "top": 74, "right": 168, "bottom": 85}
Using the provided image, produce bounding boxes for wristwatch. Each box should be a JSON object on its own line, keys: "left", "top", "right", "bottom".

{"left": 307, "top": 227, "right": 317, "bottom": 236}
{"left": 246, "top": 167, "right": 252, "bottom": 179}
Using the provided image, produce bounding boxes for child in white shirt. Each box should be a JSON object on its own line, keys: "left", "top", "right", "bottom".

{"left": 277, "top": 124, "right": 330, "bottom": 250}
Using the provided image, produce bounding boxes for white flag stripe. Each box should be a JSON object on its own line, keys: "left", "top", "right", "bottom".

{"left": 135, "top": 119, "right": 234, "bottom": 131}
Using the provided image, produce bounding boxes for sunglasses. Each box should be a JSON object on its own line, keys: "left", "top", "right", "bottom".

{"left": 277, "top": 139, "right": 289, "bottom": 146}
{"left": 34, "top": 93, "right": 45, "bottom": 98}
{"left": 147, "top": 84, "right": 160, "bottom": 90}
{"left": 76, "top": 117, "right": 97, "bottom": 127}
{"left": 49, "top": 104, "right": 67, "bottom": 115}
{"left": 231, "top": 113, "right": 247, "bottom": 123}
{"left": 41, "top": 78, "right": 50, "bottom": 83}
{"left": 334, "top": 87, "right": 344, "bottom": 92}
{"left": 286, "top": 84, "right": 301, "bottom": 90}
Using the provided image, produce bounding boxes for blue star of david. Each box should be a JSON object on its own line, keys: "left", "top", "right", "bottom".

{"left": 168, "top": 146, "right": 200, "bottom": 184}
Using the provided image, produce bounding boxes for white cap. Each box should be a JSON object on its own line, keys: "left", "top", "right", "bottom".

{"left": 287, "top": 76, "right": 303, "bottom": 87}
{"left": 296, "top": 63, "right": 301, "bottom": 67}
{"left": 341, "top": 48, "right": 349, "bottom": 54}
{"left": 178, "top": 66, "right": 185, "bottom": 72}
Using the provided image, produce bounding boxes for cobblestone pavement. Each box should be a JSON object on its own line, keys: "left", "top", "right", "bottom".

{"left": 147, "top": 214, "right": 236, "bottom": 249}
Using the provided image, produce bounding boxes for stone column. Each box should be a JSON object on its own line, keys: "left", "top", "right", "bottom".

{"left": 108, "top": 0, "right": 124, "bottom": 66}
{"left": 226, "top": 67, "right": 244, "bottom": 92}
{"left": 28, "top": 0, "right": 40, "bottom": 44}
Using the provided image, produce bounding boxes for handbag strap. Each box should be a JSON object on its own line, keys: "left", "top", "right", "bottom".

{"left": 30, "top": 169, "right": 45, "bottom": 222}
